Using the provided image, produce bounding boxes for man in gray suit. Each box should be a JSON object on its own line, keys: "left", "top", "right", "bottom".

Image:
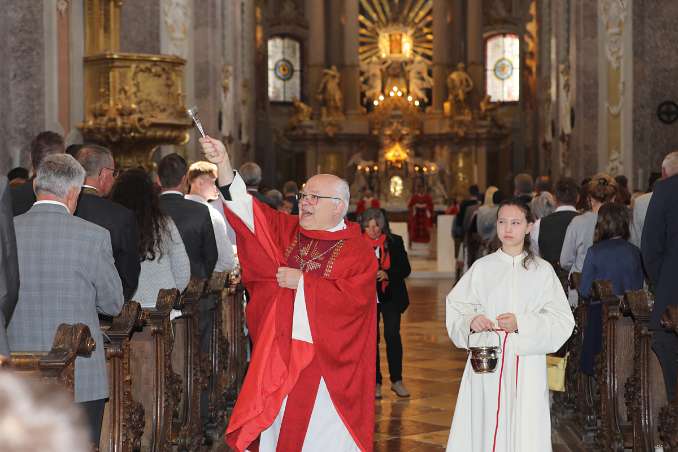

{"left": 8, "top": 154, "right": 123, "bottom": 444}
{"left": 0, "top": 176, "right": 19, "bottom": 357}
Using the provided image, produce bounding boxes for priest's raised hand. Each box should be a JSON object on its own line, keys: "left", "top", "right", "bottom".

{"left": 199, "top": 136, "right": 233, "bottom": 186}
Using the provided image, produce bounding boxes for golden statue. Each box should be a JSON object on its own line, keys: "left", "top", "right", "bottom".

{"left": 447, "top": 63, "right": 474, "bottom": 116}
{"left": 316, "top": 65, "right": 344, "bottom": 120}
{"left": 288, "top": 97, "right": 312, "bottom": 129}
{"left": 479, "top": 95, "right": 497, "bottom": 118}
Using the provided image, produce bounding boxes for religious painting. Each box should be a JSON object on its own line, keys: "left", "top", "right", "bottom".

{"left": 268, "top": 36, "right": 301, "bottom": 102}
{"left": 485, "top": 33, "right": 520, "bottom": 102}
{"left": 389, "top": 32, "right": 403, "bottom": 55}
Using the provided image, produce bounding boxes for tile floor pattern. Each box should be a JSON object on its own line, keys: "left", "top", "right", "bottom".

{"left": 373, "top": 278, "right": 459, "bottom": 451}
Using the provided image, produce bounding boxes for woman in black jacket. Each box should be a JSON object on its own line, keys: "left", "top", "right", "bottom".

{"left": 362, "top": 208, "right": 411, "bottom": 399}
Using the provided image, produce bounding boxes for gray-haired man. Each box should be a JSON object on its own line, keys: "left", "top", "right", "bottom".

{"left": 8, "top": 154, "right": 123, "bottom": 444}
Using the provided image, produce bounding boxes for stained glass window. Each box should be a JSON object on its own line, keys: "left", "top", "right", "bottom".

{"left": 485, "top": 34, "right": 520, "bottom": 102}
{"left": 268, "top": 36, "right": 301, "bottom": 102}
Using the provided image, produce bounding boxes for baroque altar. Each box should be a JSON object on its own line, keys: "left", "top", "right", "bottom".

{"left": 282, "top": 0, "right": 509, "bottom": 213}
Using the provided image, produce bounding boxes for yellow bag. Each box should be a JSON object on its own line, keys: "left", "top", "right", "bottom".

{"left": 546, "top": 353, "right": 568, "bottom": 392}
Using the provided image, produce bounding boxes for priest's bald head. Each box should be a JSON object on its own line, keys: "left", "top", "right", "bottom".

{"left": 298, "top": 174, "right": 350, "bottom": 230}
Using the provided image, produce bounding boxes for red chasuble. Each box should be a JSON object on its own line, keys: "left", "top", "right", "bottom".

{"left": 223, "top": 200, "right": 378, "bottom": 451}
{"left": 408, "top": 193, "right": 434, "bottom": 243}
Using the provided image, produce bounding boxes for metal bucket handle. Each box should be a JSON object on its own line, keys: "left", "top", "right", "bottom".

{"left": 467, "top": 329, "right": 502, "bottom": 353}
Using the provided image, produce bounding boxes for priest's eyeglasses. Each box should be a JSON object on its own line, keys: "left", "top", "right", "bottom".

{"left": 296, "top": 192, "right": 341, "bottom": 205}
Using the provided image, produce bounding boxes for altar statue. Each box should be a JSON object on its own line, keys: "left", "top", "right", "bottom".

{"left": 384, "top": 61, "right": 407, "bottom": 94}
{"left": 406, "top": 56, "right": 433, "bottom": 102}
{"left": 447, "top": 63, "right": 474, "bottom": 115}
{"left": 361, "top": 57, "right": 387, "bottom": 102}
{"left": 288, "top": 97, "right": 312, "bottom": 129}
{"left": 317, "top": 65, "right": 344, "bottom": 120}
{"left": 407, "top": 180, "right": 434, "bottom": 245}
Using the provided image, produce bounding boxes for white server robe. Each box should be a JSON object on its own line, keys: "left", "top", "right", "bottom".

{"left": 445, "top": 249, "right": 574, "bottom": 452}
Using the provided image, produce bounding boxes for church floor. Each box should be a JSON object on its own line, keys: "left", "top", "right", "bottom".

{"left": 374, "top": 278, "right": 459, "bottom": 451}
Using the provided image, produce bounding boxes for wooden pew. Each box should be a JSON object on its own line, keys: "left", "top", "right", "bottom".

{"left": 624, "top": 289, "right": 669, "bottom": 452}
{"left": 659, "top": 305, "right": 678, "bottom": 451}
{"left": 223, "top": 275, "right": 248, "bottom": 411}
{"left": 170, "top": 278, "right": 207, "bottom": 451}
{"left": 99, "top": 301, "right": 145, "bottom": 452}
{"left": 10, "top": 323, "right": 96, "bottom": 395}
{"left": 129, "top": 288, "right": 181, "bottom": 452}
{"left": 550, "top": 265, "right": 577, "bottom": 421}
{"left": 594, "top": 280, "right": 634, "bottom": 450}
{"left": 570, "top": 272, "right": 599, "bottom": 443}
{"left": 205, "top": 271, "right": 230, "bottom": 431}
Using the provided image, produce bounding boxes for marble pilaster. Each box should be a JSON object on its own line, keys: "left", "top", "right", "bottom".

{"left": 432, "top": 0, "right": 450, "bottom": 112}
{"left": 633, "top": 0, "right": 678, "bottom": 189}
{"left": 305, "top": 0, "right": 325, "bottom": 116}
{"left": 120, "top": 1, "right": 161, "bottom": 54}
{"left": 466, "top": 0, "right": 483, "bottom": 108}
{"left": 193, "top": 0, "right": 224, "bottom": 161}
{"left": 570, "top": 0, "right": 599, "bottom": 181}
{"left": 342, "top": 0, "right": 360, "bottom": 114}
{"left": 0, "top": 1, "right": 46, "bottom": 174}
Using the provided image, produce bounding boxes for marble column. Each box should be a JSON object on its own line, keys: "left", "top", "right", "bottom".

{"left": 0, "top": 1, "right": 46, "bottom": 174}
{"left": 342, "top": 0, "right": 360, "bottom": 114}
{"left": 631, "top": 0, "right": 678, "bottom": 189}
{"left": 466, "top": 0, "right": 483, "bottom": 108}
{"left": 241, "top": 0, "right": 256, "bottom": 162}
{"left": 305, "top": 0, "right": 325, "bottom": 116}
{"left": 222, "top": 0, "right": 242, "bottom": 167}
{"left": 432, "top": 0, "right": 450, "bottom": 112}
{"left": 120, "top": 1, "right": 161, "bottom": 54}
{"left": 570, "top": 0, "right": 599, "bottom": 181}
{"left": 194, "top": 0, "right": 224, "bottom": 162}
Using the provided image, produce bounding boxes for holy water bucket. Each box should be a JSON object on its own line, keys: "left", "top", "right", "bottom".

{"left": 467, "top": 330, "right": 502, "bottom": 373}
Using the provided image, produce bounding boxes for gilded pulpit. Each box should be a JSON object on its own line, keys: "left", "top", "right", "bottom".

{"left": 78, "top": 0, "right": 191, "bottom": 168}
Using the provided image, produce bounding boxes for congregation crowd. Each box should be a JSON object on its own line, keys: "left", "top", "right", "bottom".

{"left": 450, "top": 155, "right": 678, "bottom": 403}
{"left": 0, "top": 129, "right": 677, "bottom": 450}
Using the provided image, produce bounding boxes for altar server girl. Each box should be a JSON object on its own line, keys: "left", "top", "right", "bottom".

{"left": 445, "top": 198, "right": 574, "bottom": 452}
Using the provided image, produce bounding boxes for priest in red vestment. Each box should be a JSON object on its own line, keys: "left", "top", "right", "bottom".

{"left": 200, "top": 136, "right": 378, "bottom": 452}
{"left": 407, "top": 182, "right": 434, "bottom": 244}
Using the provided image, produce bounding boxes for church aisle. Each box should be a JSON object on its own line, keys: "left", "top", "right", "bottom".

{"left": 374, "top": 279, "right": 460, "bottom": 451}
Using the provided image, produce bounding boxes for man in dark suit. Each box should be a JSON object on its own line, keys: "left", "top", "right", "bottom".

{"left": 10, "top": 131, "right": 65, "bottom": 216}
{"left": 75, "top": 145, "right": 141, "bottom": 300}
{"left": 0, "top": 177, "right": 19, "bottom": 357}
{"left": 538, "top": 177, "right": 579, "bottom": 265}
{"left": 642, "top": 151, "right": 678, "bottom": 401}
{"left": 157, "top": 153, "right": 218, "bottom": 431}
{"left": 157, "top": 153, "right": 218, "bottom": 279}
{"left": 9, "top": 154, "right": 123, "bottom": 444}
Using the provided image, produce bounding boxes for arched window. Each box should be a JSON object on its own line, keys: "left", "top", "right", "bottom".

{"left": 485, "top": 33, "right": 520, "bottom": 102}
{"left": 268, "top": 36, "right": 301, "bottom": 102}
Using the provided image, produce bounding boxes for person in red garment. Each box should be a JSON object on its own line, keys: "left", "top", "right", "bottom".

{"left": 407, "top": 179, "right": 434, "bottom": 244}
{"left": 355, "top": 188, "right": 380, "bottom": 216}
{"left": 200, "top": 136, "right": 378, "bottom": 452}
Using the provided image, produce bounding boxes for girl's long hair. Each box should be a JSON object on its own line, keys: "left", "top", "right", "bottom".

{"left": 111, "top": 168, "right": 169, "bottom": 262}
{"left": 497, "top": 198, "right": 536, "bottom": 269}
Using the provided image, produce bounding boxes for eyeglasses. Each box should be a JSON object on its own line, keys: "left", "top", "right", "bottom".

{"left": 100, "top": 167, "right": 120, "bottom": 178}
{"left": 296, "top": 192, "right": 341, "bottom": 205}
